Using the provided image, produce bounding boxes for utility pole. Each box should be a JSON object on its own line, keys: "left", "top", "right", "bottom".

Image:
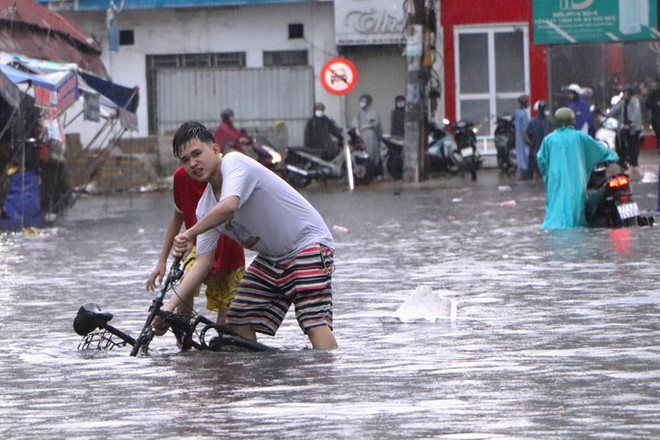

{"left": 403, "top": 0, "right": 428, "bottom": 183}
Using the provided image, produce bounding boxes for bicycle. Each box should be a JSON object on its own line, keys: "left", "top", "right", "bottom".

{"left": 73, "top": 257, "right": 274, "bottom": 355}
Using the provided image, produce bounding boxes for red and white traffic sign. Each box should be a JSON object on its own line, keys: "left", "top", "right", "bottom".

{"left": 320, "top": 57, "right": 358, "bottom": 96}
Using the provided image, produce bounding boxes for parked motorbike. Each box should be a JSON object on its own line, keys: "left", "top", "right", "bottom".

{"left": 425, "top": 120, "right": 465, "bottom": 176}
{"left": 284, "top": 128, "right": 374, "bottom": 188}
{"left": 449, "top": 119, "right": 481, "bottom": 181}
{"left": 381, "top": 134, "right": 403, "bottom": 180}
{"left": 594, "top": 115, "right": 618, "bottom": 151}
{"left": 231, "top": 132, "right": 306, "bottom": 185}
{"left": 382, "top": 119, "right": 481, "bottom": 181}
{"left": 243, "top": 134, "right": 288, "bottom": 177}
{"left": 592, "top": 93, "right": 624, "bottom": 152}
{"left": 494, "top": 114, "right": 517, "bottom": 175}
{"left": 585, "top": 164, "right": 653, "bottom": 227}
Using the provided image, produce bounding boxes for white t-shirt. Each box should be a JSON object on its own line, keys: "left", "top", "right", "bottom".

{"left": 195, "top": 152, "right": 333, "bottom": 261}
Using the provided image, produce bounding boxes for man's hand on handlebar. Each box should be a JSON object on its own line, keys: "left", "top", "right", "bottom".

{"left": 151, "top": 302, "right": 176, "bottom": 336}
{"left": 173, "top": 232, "right": 193, "bottom": 258}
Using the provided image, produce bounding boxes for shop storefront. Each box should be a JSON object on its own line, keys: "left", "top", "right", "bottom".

{"left": 441, "top": 1, "right": 547, "bottom": 141}
{"left": 441, "top": 0, "right": 660, "bottom": 146}
{"left": 536, "top": 0, "right": 660, "bottom": 130}
{"left": 334, "top": 0, "right": 408, "bottom": 134}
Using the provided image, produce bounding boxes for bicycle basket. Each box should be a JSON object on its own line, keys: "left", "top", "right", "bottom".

{"left": 78, "top": 329, "right": 128, "bottom": 351}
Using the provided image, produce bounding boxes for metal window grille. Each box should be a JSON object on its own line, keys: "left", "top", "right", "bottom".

{"left": 263, "top": 50, "right": 308, "bottom": 67}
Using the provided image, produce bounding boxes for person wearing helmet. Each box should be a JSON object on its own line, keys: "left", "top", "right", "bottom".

{"left": 303, "top": 102, "right": 343, "bottom": 160}
{"left": 214, "top": 109, "right": 250, "bottom": 155}
{"left": 524, "top": 100, "right": 553, "bottom": 180}
{"left": 514, "top": 94, "right": 531, "bottom": 179}
{"left": 565, "top": 83, "right": 592, "bottom": 133}
{"left": 606, "top": 85, "right": 643, "bottom": 173}
{"left": 536, "top": 107, "right": 619, "bottom": 229}
{"left": 351, "top": 93, "right": 383, "bottom": 173}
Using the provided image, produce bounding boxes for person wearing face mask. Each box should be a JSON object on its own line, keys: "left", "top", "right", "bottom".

{"left": 351, "top": 93, "right": 383, "bottom": 172}
{"left": 303, "top": 102, "right": 344, "bottom": 160}
{"left": 390, "top": 95, "right": 405, "bottom": 137}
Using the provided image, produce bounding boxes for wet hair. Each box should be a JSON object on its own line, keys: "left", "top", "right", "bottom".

{"left": 172, "top": 121, "right": 215, "bottom": 158}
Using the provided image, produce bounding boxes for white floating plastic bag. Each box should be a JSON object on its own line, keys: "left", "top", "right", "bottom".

{"left": 393, "top": 285, "right": 458, "bottom": 323}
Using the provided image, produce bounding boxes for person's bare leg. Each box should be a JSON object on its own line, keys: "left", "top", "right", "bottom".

{"left": 215, "top": 306, "right": 228, "bottom": 324}
{"left": 307, "top": 325, "right": 338, "bottom": 349}
{"left": 229, "top": 324, "right": 257, "bottom": 341}
{"left": 176, "top": 284, "right": 199, "bottom": 317}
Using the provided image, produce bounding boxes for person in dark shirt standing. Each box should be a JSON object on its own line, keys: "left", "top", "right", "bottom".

{"left": 390, "top": 95, "right": 405, "bottom": 138}
{"left": 303, "top": 102, "right": 343, "bottom": 160}
{"left": 525, "top": 100, "right": 553, "bottom": 181}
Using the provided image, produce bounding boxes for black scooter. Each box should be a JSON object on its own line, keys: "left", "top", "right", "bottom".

{"left": 450, "top": 119, "right": 481, "bottom": 181}
{"left": 381, "top": 134, "right": 404, "bottom": 180}
{"left": 494, "top": 114, "right": 516, "bottom": 175}
{"left": 585, "top": 164, "right": 653, "bottom": 227}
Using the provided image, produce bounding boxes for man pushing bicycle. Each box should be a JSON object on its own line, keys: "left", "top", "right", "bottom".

{"left": 154, "top": 121, "right": 338, "bottom": 350}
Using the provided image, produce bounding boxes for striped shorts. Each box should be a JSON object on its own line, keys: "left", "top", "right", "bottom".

{"left": 226, "top": 244, "right": 334, "bottom": 336}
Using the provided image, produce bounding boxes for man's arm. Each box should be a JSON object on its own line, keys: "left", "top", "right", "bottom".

{"left": 161, "top": 250, "right": 214, "bottom": 315}
{"left": 330, "top": 119, "right": 343, "bottom": 142}
{"left": 173, "top": 196, "right": 240, "bottom": 255}
{"left": 189, "top": 195, "right": 239, "bottom": 238}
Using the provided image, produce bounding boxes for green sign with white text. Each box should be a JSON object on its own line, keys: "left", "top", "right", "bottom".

{"left": 533, "top": 0, "right": 658, "bottom": 44}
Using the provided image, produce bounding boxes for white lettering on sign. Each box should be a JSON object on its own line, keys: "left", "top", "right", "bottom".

{"left": 344, "top": 8, "right": 406, "bottom": 35}
{"left": 335, "top": 0, "right": 406, "bottom": 45}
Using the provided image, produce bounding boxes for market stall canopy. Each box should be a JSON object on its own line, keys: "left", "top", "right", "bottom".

{"left": 0, "top": 0, "right": 108, "bottom": 77}
{"left": 0, "top": 63, "right": 79, "bottom": 119}
{"left": 0, "top": 68, "right": 22, "bottom": 110}
{"left": 0, "top": 54, "right": 139, "bottom": 119}
{"left": 0, "top": 68, "right": 24, "bottom": 137}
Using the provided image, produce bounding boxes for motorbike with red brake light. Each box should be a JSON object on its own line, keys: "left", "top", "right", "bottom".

{"left": 585, "top": 164, "right": 653, "bottom": 227}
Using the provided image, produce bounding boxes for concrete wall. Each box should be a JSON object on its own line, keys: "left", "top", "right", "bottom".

{"left": 60, "top": 3, "right": 338, "bottom": 146}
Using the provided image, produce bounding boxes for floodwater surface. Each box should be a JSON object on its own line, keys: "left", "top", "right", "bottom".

{"left": 1, "top": 170, "right": 659, "bottom": 439}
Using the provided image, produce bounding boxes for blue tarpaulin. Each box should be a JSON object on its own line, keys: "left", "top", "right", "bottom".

{"left": 0, "top": 170, "right": 43, "bottom": 229}
{"left": 79, "top": 71, "right": 138, "bottom": 113}
{"left": 0, "top": 63, "right": 60, "bottom": 89}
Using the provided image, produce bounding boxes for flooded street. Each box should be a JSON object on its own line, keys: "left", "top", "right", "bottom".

{"left": 1, "top": 168, "right": 660, "bottom": 439}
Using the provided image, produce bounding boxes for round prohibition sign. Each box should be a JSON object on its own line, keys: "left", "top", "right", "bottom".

{"left": 321, "top": 58, "right": 358, "bottom": 96}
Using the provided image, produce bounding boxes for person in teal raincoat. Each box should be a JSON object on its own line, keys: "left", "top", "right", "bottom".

{"left": 537, "top": 107, "right": 619, "bottom": 229}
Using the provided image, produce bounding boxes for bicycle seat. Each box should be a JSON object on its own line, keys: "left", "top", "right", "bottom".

{"left": 73, "top": 303, "right": 114, "bottom": 336}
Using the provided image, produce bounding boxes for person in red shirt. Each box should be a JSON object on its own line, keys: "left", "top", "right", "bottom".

{"left": 146, "top": 166, "right": 245, "bottom": 323}
{"left": 214, "top": 109, "right": 250, "bottom": 155}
